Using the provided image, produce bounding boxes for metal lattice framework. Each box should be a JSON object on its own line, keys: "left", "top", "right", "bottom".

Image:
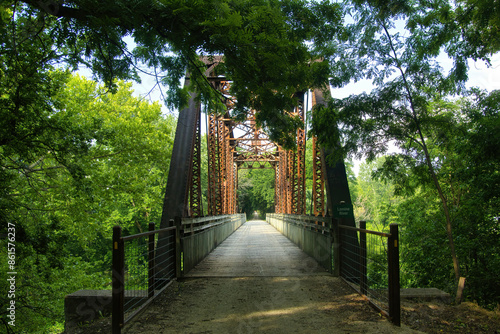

{"left": 176, "top": 57, "right": 328, "bottom": 219}
{"left": 311, "top": 89, "right": 326, "bottom": 217}
{"left": 232, "top": 109, "right": 278, "bottom": 170}
{"left": 188, "top": 105, "right": 203, "bottom": 217}
{"left": 207, "top": 79, "right": 237, "bottom": 215}
{"left": 292, "top": 94, "right": 307, "bottom": 215}
{"left": 272, "top": 94, "right": 307, "bottom": 215}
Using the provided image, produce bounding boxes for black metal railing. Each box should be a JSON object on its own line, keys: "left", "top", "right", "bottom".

{"left": 335, "top": 221, "right": 400, "bottom": 326}
{"left": 112, "top": 223, "right": 179, "bottom": 334}
{"left": 266, "top": 214, "right": 400, "bottom": 326}
{"left": 111, "top": 213, "right": 245, "bottom": 333}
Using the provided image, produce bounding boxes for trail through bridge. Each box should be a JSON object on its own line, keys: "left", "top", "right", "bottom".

{"left": 160, "top": 57, "right": 354, "bottom": 223}
{"left": 185, "top": 220, "right": 326, "bottom": 277}
{"left": 120, "top": 220, "right": 413, "bottom": 334}
{"left": 108, "top": 57, "right": 402, "bottom": 333}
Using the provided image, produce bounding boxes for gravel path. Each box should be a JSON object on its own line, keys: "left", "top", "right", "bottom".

{"left": 122, "top": 276, "right": 422, "bottom": 333}
{"left": 121, "top": 221, "right": 422, "bottom": 333}
{"left": 68, "top": 221, "right": 500, "bottom": 334}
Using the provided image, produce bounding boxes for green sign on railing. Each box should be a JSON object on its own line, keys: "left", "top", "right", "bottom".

{"left": 333, "top": 203, "right": 354, "bottom": 219}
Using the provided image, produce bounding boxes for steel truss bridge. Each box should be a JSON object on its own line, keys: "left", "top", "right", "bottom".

{"left": 107, "top": 57, "right": 401, "bottom": 334}
{"left": 160, "top": 56, "right": 353, "bottom": 224}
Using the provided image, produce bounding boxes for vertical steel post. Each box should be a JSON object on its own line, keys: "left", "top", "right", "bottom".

{"left": 223, "top": 122, "right": 234, "bottom": 214}
{"left": 359, "top": 221, "right": 368, "bottom": 296}
{"left": 218, "top": 116, "right": 226, "bottom": 214}
{"left": 175, "top": 217, "right": 182, "bottom": 278}
{"left": 295, "top": 94, "right": 307, "bottom": 215}
{"left": 287, "top": 150, "right": 294, "bottom": 214}
{"left": 332, "top": 219, "right": 340, "bottom": 277}
{"left": 388, "top": 223, "right": 400, "bottom": 326}
{"left": 278, "top": 148, "right": 287, "bottom": 214}
{"left": 235, "top": 165, "right": 239, "bottom": 213}
{"left": 207, "top": 113, "right": 219, "bottom": 216}
{"left": 274, "top": 163, "right": 279, "bottom": 213}
{"left": 148, "top": 222, "right": 155, "bottom": 299}
{"left": 112, "top": 225, "right": 124, "bottom": 334}
{"left": 290, "top": 150, "right": 298, "bottom": 214}
{"left": 311, "top": 90, "right": 325, "bottom": 217}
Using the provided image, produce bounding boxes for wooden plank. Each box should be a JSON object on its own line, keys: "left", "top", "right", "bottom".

{"left": 185, "top": 220, "right": 329, "bottom": 277}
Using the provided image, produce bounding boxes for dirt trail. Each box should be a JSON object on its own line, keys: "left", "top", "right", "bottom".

{"left": 67, "top": 220, "right": 500, "bottom": 333}
{"left": 122, "top": 276, "right": 421, "bottom": 334}
{"left": 118, "top": 220, "right": 420, "bottom": 333}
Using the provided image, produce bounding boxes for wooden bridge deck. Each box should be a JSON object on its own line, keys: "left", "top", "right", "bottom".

{"left": 184, "top": 220, "right": 329, "bottom": 277}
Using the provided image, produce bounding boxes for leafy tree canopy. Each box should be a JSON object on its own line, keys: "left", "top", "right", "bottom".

{"left": 0, "top": 72, "right": 176, "bottom": 333}
{"left": 5, "top": 0, "right": 341, "bottom": 149}
{"left": 310, "top": 0, "right": 499, "bottom": 286}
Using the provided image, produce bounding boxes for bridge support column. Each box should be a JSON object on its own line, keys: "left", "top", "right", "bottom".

{"left": 312, "top": 89, "right": 359, "bottom": 282}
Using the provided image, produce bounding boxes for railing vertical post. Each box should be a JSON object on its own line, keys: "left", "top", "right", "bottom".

{"left": 359, "top": 221, "right": 368, "bottom": 296}
{"left": 148, "top": 222, "right": 155, "bottom": 299}
{"left": 332, "top": 218, "right": 340, "bottom": 277}
{"left": 112, "top": 225, "right": 124, "bottom": 334}
{"left": 175, "top": 217, "right": 182, "bottom": 278}
{"left": 388, "top": 223, "right": 400, "bottom": 326}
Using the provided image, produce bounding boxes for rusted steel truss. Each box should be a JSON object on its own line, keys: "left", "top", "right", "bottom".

{"left": 311, "top": 90, "right": 325, "bottom": 217}
{"left": 207, "top": 111, "right": 221, "bottom": 215}
{"left": 206, "top": 63, "right": 238, "bottom": 215}
{"left": 188, "top": 105, "right": 203, "bottom": 217}
{"left": 275, "top": 147, "right": 289, "bottom": 213}
{"left": 312, "top": 136, "right": 325, "bottom": 216}
{"left": 274, "top": 93, "right": 307, "bottom": 215}
{"left": 292, "top": 94, "right": 307, "bottom": 215}
{"left": 183, "top": 57, "right": 327, "bottom": 218}
{"left": 232, "top": 110, "right": 278, "bottom": 169}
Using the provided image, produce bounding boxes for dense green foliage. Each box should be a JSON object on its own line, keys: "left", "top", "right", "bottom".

{"left": 1, "top": 0, "right": 499, "bottom": 331}
{"left": 238, "top": 168, "right": 275, "bottom": 219}
{"left": 348, "top": 90, "right": 500, "bottom": 309}
{"left": 5, "top": 0, "right": 340, "bottom": 149}
{"left": 312, "top": 0, "right": 499, "bottom": 301}
{"left": 0, "top": 74, "right": 175, "bottom": 332}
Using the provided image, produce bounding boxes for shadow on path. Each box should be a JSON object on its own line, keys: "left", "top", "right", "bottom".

{"left": 122, "top": 220, "right": 421, "bottom": 333}
{"left": 123, "top": 276, "right": 421, "bottom": 333}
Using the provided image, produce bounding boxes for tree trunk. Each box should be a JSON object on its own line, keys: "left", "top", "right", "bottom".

{"left": 382, "top": 21, "right": 462, "bottom": 282}
{"left": 423, "top": 146, "right": 461, "bottom": 281}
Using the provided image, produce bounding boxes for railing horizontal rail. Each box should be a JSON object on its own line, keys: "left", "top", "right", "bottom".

{"left": 112, "top": 222, "right": 178, "bottom": 334}
{"left": 266, "top": 213, "right": 333, "bottom": 273}
{"left": 121, "top": 226, "right": 177, "bottom": 241}
{"left": 181, "top": 214, "right": 235, "bottom": 225}
{"left": 267, "top": 214, "right": 400, "bottom": 327}
{"left": 179, "top": 214, "right": 245, "bottom": 274}
{"left": 270, "top": 213, "right": 333, "bottom": 233}
{"left": 338, "top": 224, "right": 392, "bottom": 238}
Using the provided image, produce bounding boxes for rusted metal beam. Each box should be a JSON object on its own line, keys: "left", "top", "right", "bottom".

{"left": 312, "top": 136, "right": 325, "bottom": 217}
{"left": 160, "top": 81, "right": 199, "bottom": 224}
{"left": 288, "top": 93, "right": 307, "bottom": 215}
{"left": 286, "top": 149, "right": 293, "bottom": 214}
{"left": 296, "top": 94, "right": 307, "bottom": 215}
{"left": 189, "top": 107, "right": 203, "bottom": 217}
{"left": 224, "top": 121, "right": 236, "bottom": 214}
{"left": 311, "top": 90, "right": 326, "bottom": 217}
{"left": 207, "top": 112, "right": 221, "bottom": 216}
{"left": 218, "top": 115, "right": 227, "bottom": 214}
